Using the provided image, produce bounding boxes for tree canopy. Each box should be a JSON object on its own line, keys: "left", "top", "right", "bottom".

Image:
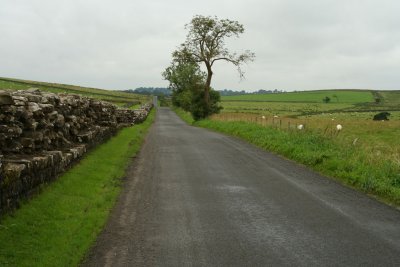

{"left": 163, "top": 15, "right": 254, "bottom": 119}
{"left": 175, "top": 15, "right": 255, "bottom": 104}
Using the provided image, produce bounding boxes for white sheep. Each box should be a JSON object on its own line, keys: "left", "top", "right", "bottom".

{"left": 336, "top": 124, "right": 342, "bottom": 131}
{"left": 297, "top": 124, "right": 304, "bottom": 130}
{"left": 261, "top": 115, "right": 266, "bottom": 119}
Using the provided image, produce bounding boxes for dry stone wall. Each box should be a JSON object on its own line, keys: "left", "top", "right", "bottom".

{"left": 0, "top": 89, "right": 152, "bottom": 213}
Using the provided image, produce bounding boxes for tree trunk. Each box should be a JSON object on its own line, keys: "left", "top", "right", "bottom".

{"left": 205, "top": 64, "right": 212, "bottom": 107}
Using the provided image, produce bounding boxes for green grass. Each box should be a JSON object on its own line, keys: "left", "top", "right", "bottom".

{"left": 222, "top": 90, "right": 374, "bottom": 103}
{"left": 172, "top": 106, "right": 195, "bottom": 124}
{"left": 0, "top": 77, "right": 149, "bottom": 105}
{"left": 216, "top": 89, "right": 400, "bottom": 159}
{"left": 379, "top": 91, "right": 400, "bottom": 106}
{"left": 221, "top": 101, "right": 355, "bottom": 117}
{"left": 0, "top": 110, "right": 155, "bottom": 267}
{"left": 173, "top": 108, "right": 400, "bottom": 207}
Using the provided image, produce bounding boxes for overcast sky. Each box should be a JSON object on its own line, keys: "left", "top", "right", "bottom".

{"left": 1, "top": 0, "right": 399, "bottom": 91}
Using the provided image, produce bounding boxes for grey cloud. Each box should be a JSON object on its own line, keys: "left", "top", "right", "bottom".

{"left": 0, "top": 0, "right": 399, "bottom": 91}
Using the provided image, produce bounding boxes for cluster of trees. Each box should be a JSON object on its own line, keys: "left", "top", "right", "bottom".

{"left": 218, "top": 89, "right": 247, "bottom": 96}
{"left": 126, "top": 87, "right": 171, "bottom": 96}
{"left": 163, "top": 15, "right": 254, "bottom": 120}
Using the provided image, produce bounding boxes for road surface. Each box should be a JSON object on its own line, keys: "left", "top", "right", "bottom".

{"left": 84, "top": 107, "right": 400, "bottom": 266}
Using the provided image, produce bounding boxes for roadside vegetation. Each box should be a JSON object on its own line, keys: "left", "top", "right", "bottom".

{"left": 0, "top": 77, "right": 149, "bottom": 108}
{"left": 173, "top": 89, "right": 400, "bottom": 207}
{"left": 173, "top": 106, "right": 195, "bottom": 124}
{"left": 0, "top": 110, "right": 155, "bottom": 267}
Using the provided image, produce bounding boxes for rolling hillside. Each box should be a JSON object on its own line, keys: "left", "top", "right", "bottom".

{"left": 221, "top": 90, "right": 374, "bottom": 103}
{"left": 0, "top": 77, "right": 149, "bottom": 107}
{"left": 220, "top": 89, "right": 400, "bottom": 117}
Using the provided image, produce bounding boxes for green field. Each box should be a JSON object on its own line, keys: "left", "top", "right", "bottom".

{"left": 216, "top": 90, "right": 400, "bottom": 154}
{"left": 376, "top": 90, "right": 400, "bottom": 106}
{"left": 222, "top": 90, "right": 374, "bottom": 103}
{"left": 0, "top": 77, "right": 149, "bottom": 107}
{"left": 221, "top": 89, "right": 400, "bottom": 117}
{"left": 221, "top": 101, "right": 356, "bottom": 116}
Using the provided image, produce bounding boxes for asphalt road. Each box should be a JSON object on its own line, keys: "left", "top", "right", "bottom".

{"left": 84, "top": 107, "right": 400, "bottom": 266}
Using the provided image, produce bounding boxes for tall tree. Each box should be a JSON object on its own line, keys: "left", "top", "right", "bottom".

{"left": 174, "top": 15, "right": 255, "bottom": 106}
{"left": 162, "top": 59, "right": 222, "bottom": 120}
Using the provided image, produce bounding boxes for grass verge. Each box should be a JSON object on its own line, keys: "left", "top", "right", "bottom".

{"left": 173, "top": 108, "right": 400, "bottom": 207}
{"left": 172, "top": 106, "right": 195, "bottom": 124}
{"left": 0, "top": 110, "right": 155, "bottom": 267}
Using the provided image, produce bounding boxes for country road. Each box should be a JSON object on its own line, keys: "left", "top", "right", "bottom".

{"left": 84, "top": 107, "right": 400, "bottom": 266}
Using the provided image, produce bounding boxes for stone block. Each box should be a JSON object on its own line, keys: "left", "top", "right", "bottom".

{"left": 0, "top": 93, "right": 15, "bottom": 105}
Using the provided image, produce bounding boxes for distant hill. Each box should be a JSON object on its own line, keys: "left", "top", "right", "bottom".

{"left": 126, "top": 87, "right": 171, "bottom": 96}
{"left": 218, "top": 89, "right": 247, "bottom": 96}
{"left": 0, "top": 77, "right": 148, "bottom": 106}
{"left": 124, "top": 87, "right": 286, "bottom": 96}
